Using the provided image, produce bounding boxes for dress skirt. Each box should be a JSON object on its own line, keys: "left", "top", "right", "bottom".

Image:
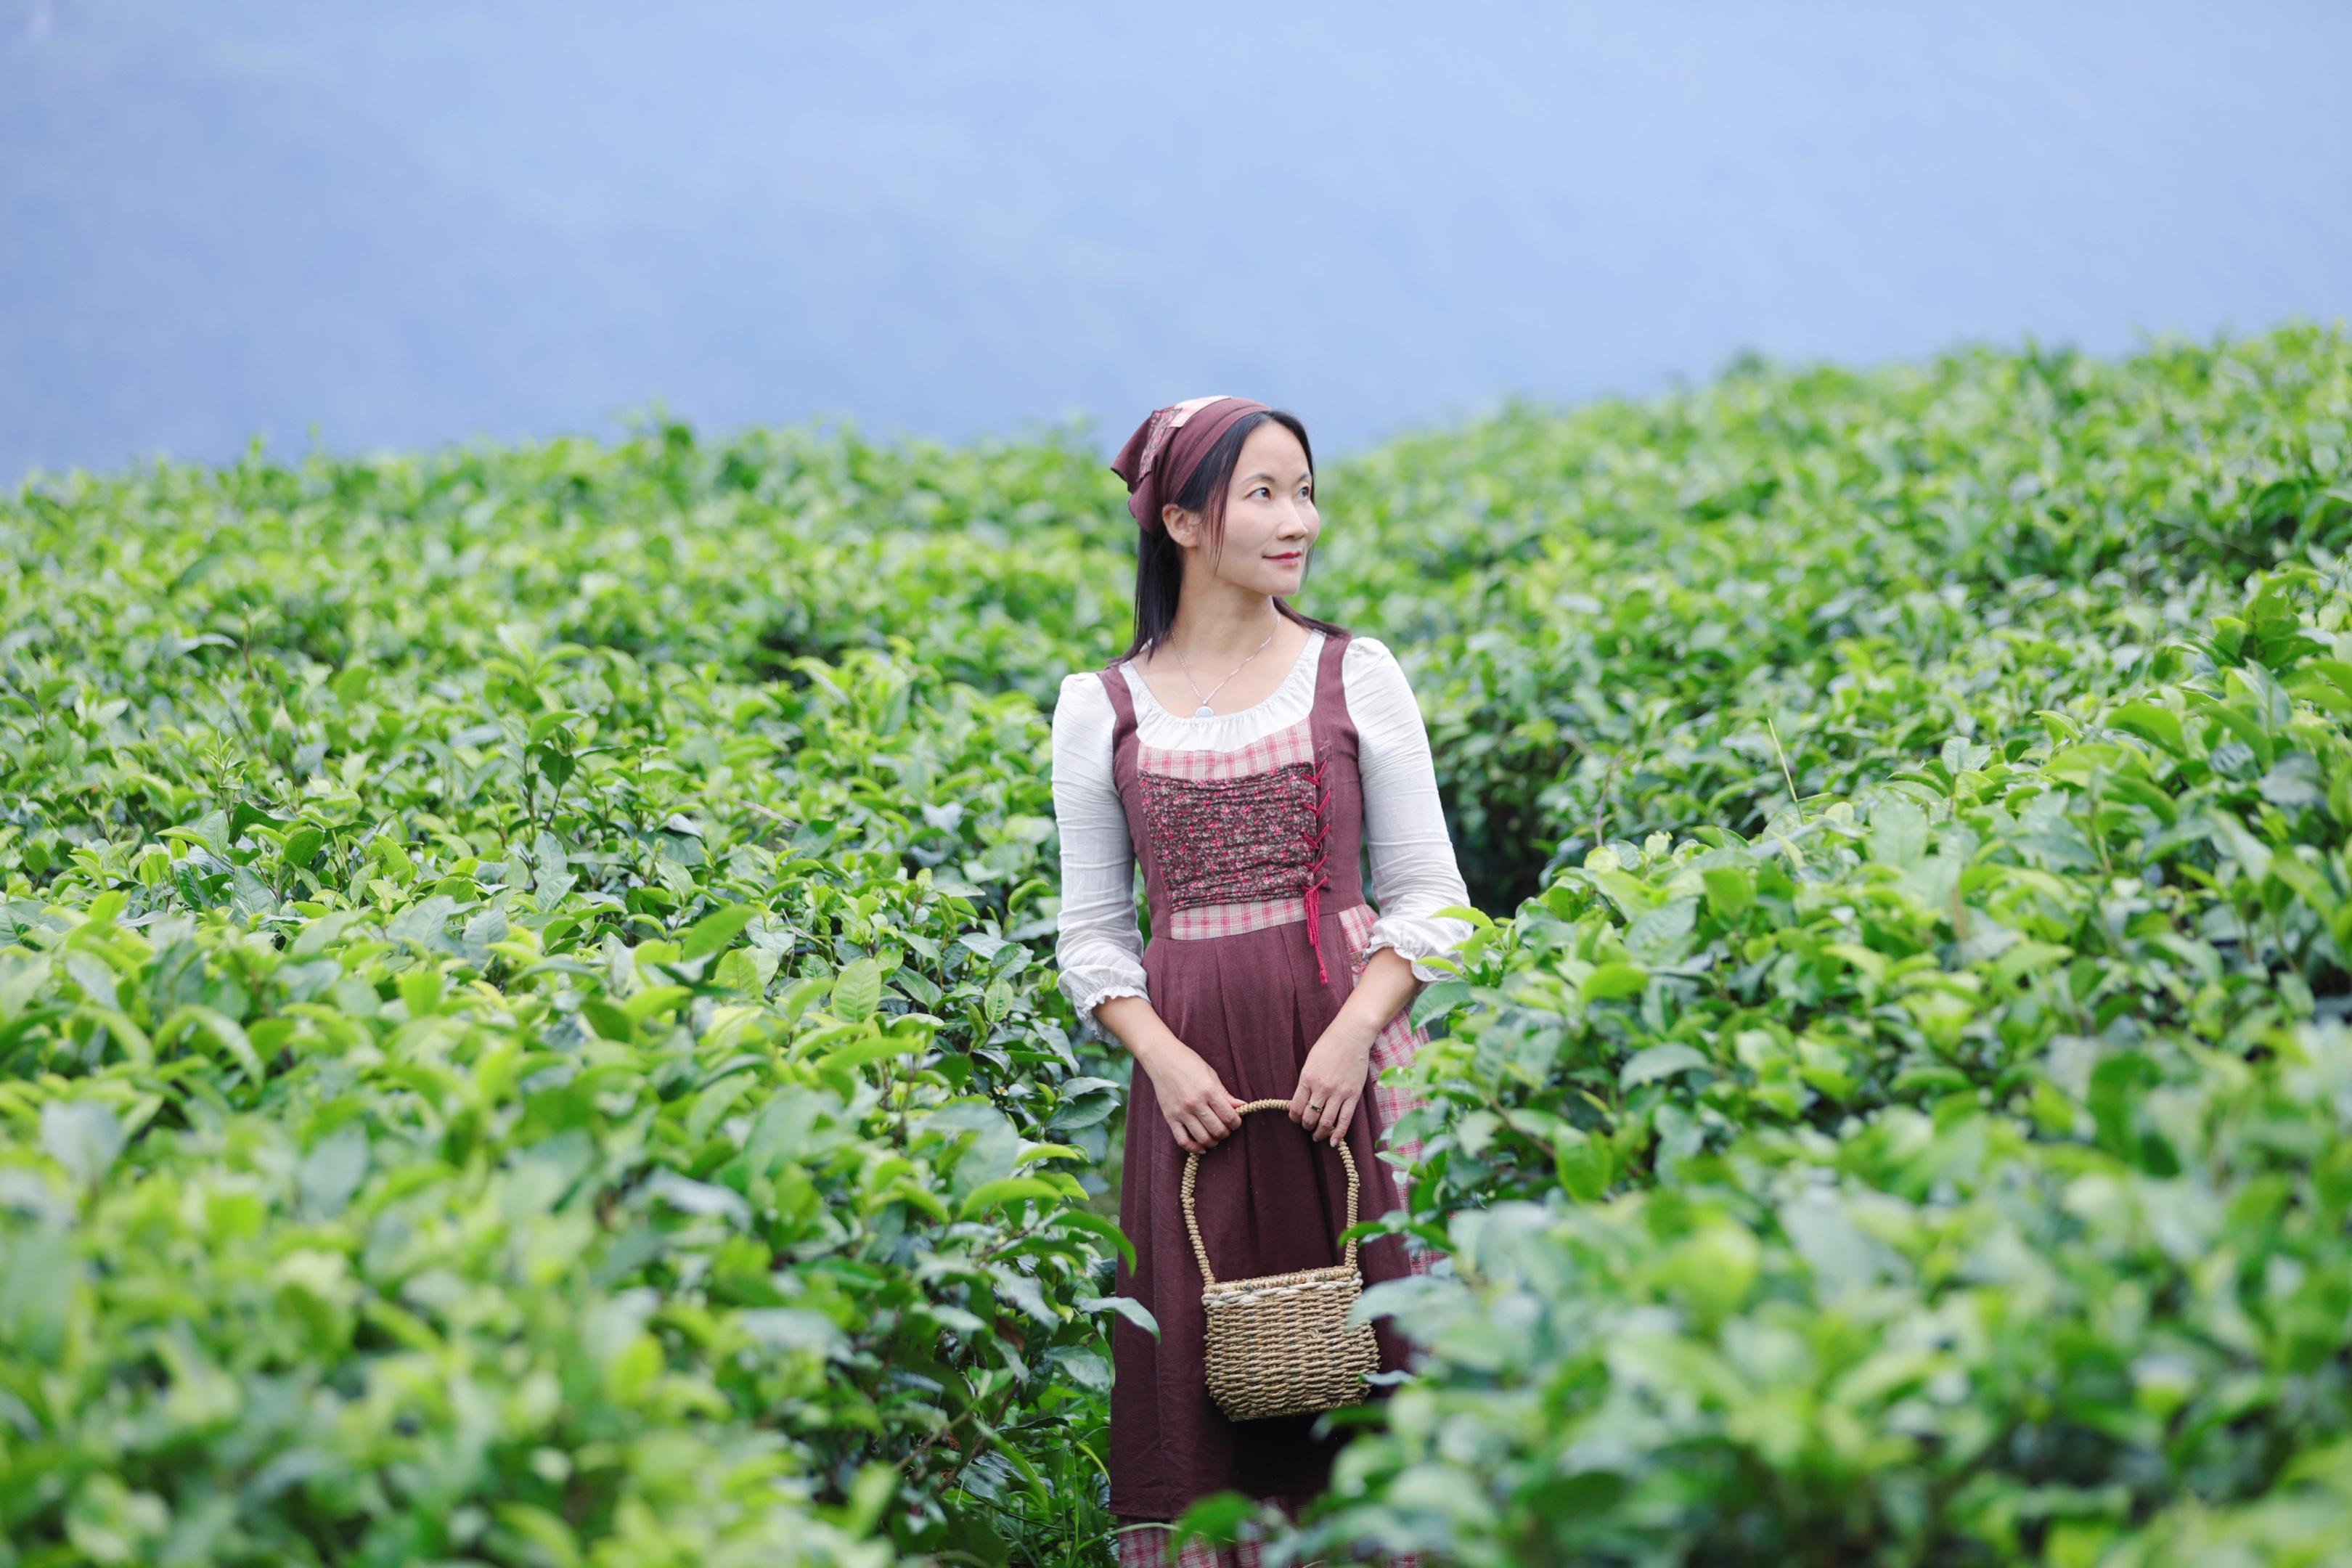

{"left": 1106, "top": 907, "right": 1414, "bottom": 1519}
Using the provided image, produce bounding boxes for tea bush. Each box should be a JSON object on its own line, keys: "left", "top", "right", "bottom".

{"left": 1291, "top": 335, "right": 2352, "bottom": 1567}
{"left": 0, "top": 438, "right": 1137, "bottom": 1566}
{"left": 1320, "top": 329, "right": 2352, "bottom": 907}
{"left": 6, "top": 325, "right": 2351, "bottom": 1567}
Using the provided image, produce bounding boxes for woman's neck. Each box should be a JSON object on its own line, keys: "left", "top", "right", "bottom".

{"left": 1135, "top": 583, "right": 1310, "bottom": 716}
{"left": 1164, "top": 583, "right": 1283, "bottom": 663}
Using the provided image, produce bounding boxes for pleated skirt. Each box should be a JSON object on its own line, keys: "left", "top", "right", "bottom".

{"left": 1106, "top": 905, "right": 1412, "bottom": 1522}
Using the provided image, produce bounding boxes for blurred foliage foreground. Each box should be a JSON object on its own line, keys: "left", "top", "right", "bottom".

{"left": 2, "top": 324, "right": 2351, "bottom": 1567}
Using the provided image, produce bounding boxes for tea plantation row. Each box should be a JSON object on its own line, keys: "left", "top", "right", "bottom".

{"left": 3, "top": 325, "right": 2348, "bottom": 1566}
{"left": 1, "top": 434, "right": 1134, "bottom": 1567}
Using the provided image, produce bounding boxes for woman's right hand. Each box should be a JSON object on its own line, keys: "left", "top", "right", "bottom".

{"left": 1095, "top": 997, "right": 1247, "bottom": 1153}
{"left": 1148, "top": 1042, "right": 1246, "bottom": 1153}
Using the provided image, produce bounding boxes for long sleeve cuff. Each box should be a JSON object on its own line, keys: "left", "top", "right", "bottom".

{"left": 1360, "top": 911, "right": 1474, "bottom": 981}
{"left": 1057, "top": 966, "right": 1150, "bottom": 1042}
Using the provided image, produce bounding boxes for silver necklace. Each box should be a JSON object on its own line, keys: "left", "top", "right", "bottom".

{"left": 1174, "top": 624, "right": 1279, "bottom": 718}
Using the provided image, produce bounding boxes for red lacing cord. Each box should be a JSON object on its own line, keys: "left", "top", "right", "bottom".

{"left": 1302, "top": 757, "right": 1331, "bottom": 984}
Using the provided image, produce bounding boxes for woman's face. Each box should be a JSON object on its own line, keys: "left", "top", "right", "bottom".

{"left": 1169, "top": 421, "right": 1318, "bottom": 599}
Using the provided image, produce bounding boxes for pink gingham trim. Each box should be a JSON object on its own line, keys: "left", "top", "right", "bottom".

{"left": 1340, "top": 904, "right": 1432, "bottom": 1256}
{"left": 1116, "top": 1526, "right": 1267, "bottom": 1568}
{"left": 1136, "top": 716, "right": 1315, "bottom": 781}
{"left": 1117, "top": 1505, "right": 1421, "bottom": 1568}
{"left": 1164, "top": 895, "right": 1308, "bottom": 941}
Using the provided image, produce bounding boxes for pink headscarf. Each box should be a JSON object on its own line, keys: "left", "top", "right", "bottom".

{"left": 1108, "top": 396, "right": 1270, "bottom": 532}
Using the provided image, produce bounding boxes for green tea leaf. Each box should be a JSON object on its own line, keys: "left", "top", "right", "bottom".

{"left": 2108, "top": 701, "right": 2187, "bottom": 756}
{"left": 830, "top": 957, "right": 883, "bottom": 1023}
{"left": 681, "top": 902, "right": 757, "bottom": 961}
{"left": 957, "top": 1176, "right": 1061, "bottom": 1220}
{"left": 1580, "top": 963, "right": 1648, "bottom": 1002}
{"left": 1078, "top": 1294, "right": 1161, "bottom": 1340}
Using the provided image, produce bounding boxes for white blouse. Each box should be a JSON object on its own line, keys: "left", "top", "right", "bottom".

{"left": 1050, "top": 631, "right": 1473, "bottom": 1031}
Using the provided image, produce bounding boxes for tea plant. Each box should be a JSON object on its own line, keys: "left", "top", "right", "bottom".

{"left": 0, "top": 443, "right": 1132, "bottom": 1564}
{"left": 1292, "top": 337, "right": 2352, "bottom": 1565}
{"left": 6, "top": 323, "right": 2351, "bottom": 1567}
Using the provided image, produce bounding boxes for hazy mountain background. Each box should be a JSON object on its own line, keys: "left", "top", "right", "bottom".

{"left": 4, "top": 1, "right": 2348, "bottom": 478}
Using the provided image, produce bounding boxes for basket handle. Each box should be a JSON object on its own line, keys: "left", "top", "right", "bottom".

{"left": 1180, "top": 1099, "right": 1360, "bottom": 1289}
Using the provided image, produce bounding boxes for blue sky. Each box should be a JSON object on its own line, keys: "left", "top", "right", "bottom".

{"left": 4, "top": 1, "right": 2348, "bottom": 477}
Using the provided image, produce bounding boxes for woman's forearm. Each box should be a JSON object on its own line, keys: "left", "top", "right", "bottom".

{"left": 1335, "top": 947, "right": 1422, "bottom": 1042}
{"left": 1095, "top": 993, "right": 1186, "bottom": 1073}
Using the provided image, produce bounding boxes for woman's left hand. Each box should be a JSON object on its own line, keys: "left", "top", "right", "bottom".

{"left": 1290, "top": 1018, "right": 1374, "bottom": 1146}
{"left": 1291, "top": 949, "right": 1423, "bottom": 1146}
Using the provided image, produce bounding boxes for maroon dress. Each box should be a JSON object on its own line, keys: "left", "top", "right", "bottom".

{"left": 1101, "top": 632, "right": 1421, "bottom": 1523}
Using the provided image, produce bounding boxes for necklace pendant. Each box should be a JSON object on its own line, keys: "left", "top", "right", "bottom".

{"left": 1194, "top": 704, "right": 1217, "bottom": 719}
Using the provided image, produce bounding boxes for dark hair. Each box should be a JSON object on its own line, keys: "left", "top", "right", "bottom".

{"left": 1126, "top": 409, "right": 1346, "bottom": 658}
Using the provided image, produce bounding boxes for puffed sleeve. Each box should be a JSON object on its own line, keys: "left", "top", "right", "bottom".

{"left": 1343, "top": 637, "right": 1474, "bottom": 979}
{"left": 1050, "top": 671, "right": 1150, "bottom": 1034}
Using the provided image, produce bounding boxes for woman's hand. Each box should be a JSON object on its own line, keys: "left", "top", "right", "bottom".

{"left": 1145, "top": 1042, "right": 1249, "bottom": 1153}
{"left": 1290, "top": 948, "right": 1424, "bottom": 1145}
{"left": 1291, "top": 1017, "right": 1373, "bottom": 1146}
{"left": 1095, "top": 996, "right": 1246, "bottom": 1154}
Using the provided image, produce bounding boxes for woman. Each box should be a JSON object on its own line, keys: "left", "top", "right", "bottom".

{"left": 1052, "top": 396, "right": 1472, "bottom": 1555}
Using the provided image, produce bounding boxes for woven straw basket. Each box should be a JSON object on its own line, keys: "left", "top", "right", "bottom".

{"left": 1181, "top": 1099, "right": 1379, "bottom": 1422}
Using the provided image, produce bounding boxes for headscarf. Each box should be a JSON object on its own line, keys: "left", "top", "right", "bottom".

{"left": 1109, "top": 396, "right": 1270, "bottom": 532}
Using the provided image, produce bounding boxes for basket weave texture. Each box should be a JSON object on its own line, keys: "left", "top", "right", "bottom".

{"left": 1182, "top": 1100, "right": 1379, "bottom": 1423}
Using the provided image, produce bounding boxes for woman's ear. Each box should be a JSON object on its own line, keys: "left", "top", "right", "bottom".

{"left": 1161, "top": 504, "right": 1201, "bottom": 546}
